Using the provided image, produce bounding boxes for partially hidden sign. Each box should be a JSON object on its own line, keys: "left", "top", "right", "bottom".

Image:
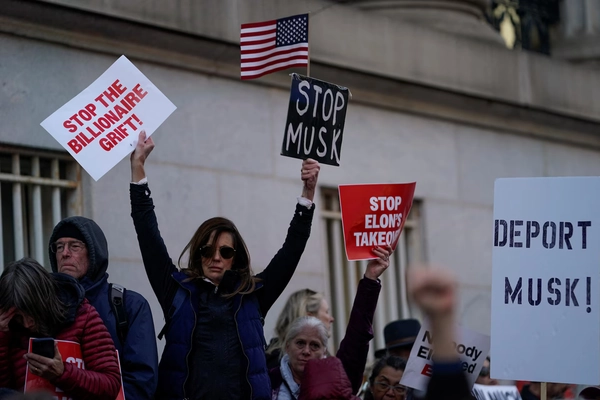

{"left": 339, "top": 183, "right": 416, "bottom": 261}
{"left": 491, "top": 177, "right": 600, "bottom": 385}
{"left": 41, "top": 55, "right": 176, "bottom": 181}
{"left": 25, "top": 339, "right": 125, "bottom": 400}
{"left": 281, "top": 74, "right": 349, "bottom": 166}
{"left": 400, "top": 322, "right": 490, "bottom": 392}
{"left": 472, "top": 384, "right": 522, "bottom": 400}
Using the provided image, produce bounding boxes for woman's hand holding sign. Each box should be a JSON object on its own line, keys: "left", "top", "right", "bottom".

{"left": 130, "top": 130, "right": 155, "bottom": 182}
{"left": 365, "top": 245, "right": 392, "bottom": 281}
{"left": 301, "top": 158, "right": 320, "bottom": 202}
{"left": 25, "top": 342, "right": 65, "bottom": 381}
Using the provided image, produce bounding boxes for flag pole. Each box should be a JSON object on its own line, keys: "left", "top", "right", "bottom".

{"left": 307, "top": 13, "right": 311, "bottom": 77}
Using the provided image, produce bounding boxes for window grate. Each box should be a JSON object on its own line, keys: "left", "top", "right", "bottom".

{"left": 0, "top": 146, "right": 81, "bottom": 270}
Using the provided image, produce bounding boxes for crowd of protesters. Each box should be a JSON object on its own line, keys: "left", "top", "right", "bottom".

{"left": 0, "top": 130, "right": 588, "bottom": 399}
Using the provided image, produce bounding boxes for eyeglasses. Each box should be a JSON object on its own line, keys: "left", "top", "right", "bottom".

{"left": 374, "top": 381, "right": 406, "bottom": 395}
{"left": 479, "top": 366, "right": 490, "bottom": 377}
{"left": 292, "top": 339, "right": 323, "bottom": 352}
{"left": 50, "top": 240, "right": 86, "bottom": 254}
{"left": 199, "top": 245, "right": 236, "bottom": 260}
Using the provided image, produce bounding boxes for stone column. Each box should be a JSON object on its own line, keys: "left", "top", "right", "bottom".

{"left": 343, "top": 0, "right": 504, "bottom": 45}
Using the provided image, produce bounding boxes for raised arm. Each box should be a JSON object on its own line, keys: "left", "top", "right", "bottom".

{"left": 257, "top": 159, "right": 320, "bottom": 315}
{"left": 409, "top": 267, "right": 473, "bottom": 400}
{"left": 130, "top": 130, "right": 179, "bottom": 314}
{"left": 336, "top": 245, "right": 391, "bottom": 394}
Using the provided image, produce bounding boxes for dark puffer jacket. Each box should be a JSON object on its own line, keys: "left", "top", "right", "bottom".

{"left": 0, "top": 273, "right": 121, "bottom": 400}
{"left": 130, "top": 182, "right": 315, "bottom": 400}
{"left": 48, "top": 216, "right": 158, "bottom": 400}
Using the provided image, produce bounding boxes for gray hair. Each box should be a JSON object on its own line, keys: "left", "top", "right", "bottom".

{"left": 284, "top": 316, "right": 328, "bottom": 352}
{"left": 266, "top": 289, "right": 326, "bottom": 356}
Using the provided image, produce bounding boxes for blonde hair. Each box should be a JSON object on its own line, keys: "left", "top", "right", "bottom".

{"left": 266, "top": 289, "right": 326, "bottom": 357}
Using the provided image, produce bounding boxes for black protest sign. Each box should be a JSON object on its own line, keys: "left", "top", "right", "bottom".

{"left": 281, "top": 74, "right": 349, "bottom": 166}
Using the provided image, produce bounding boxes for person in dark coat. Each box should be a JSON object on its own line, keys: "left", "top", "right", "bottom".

{"left": 364, "top": 356, "right": 407, "bottom": 400}
{"left": 129, "top": 130, "right": 320, "bottom": 400}
{"left": 299, "top": 357, "right": 360, "bottom": 400}
{"left": 48, "top": 216, "right": 158, "bottom": 400}
{"left": 0, "top": 258, "right": 121, "bottom": 399}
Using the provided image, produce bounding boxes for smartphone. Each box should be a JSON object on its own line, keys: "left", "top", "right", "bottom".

{"left": 31, "top": 338, "right": 55, "bottom": 358}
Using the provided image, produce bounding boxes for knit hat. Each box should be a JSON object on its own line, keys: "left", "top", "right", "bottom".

{"left": 53, "top": 223, "right": 86, "bottom": 245}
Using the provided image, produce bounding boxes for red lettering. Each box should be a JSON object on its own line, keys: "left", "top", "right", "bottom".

{"left": 93, "top": 120, "right": 106, "bottom": 134}
{"left": 79, "top": 132, "right": 93, "bottom": 145}
{"left": 123, "top": 116, "right": 137, "bottom": 131}
{"left": 94, "top": 94, "right": 109, "bottom": 108}
{"left": 97, "top": 117, "right": 111, "bottom": 129}
{"left": 63, "top": 120, "right": 77, "bottom": 133}
{"left": 421, "top": 364, "right": 433, "bottom": 377}
{"left": 132, "top": 84, "right": 148, "bottom": 99}
{"left": 113, "top": 104, "right": 129, "bottom": 119}
{"left": 112, "top": 79, "right": 127, "bottom": 96}
{"left": 84, "top": 103, "right": 97, "bottom": 117}
{"left": 79, "top": 109, "right": 93, "bottom": 121}
{"left": 70, "top": 113, "right": 83, "bottom": 126}
{"left": 104, "top": 110, "right": 120, "bottom": 125}
{"left": 131, "top": 114, "right": 143, "bottom": 126}
{"left": 116, "top": 126, "right": 128, "bottom": 138}
{"left": 99, "top": 137, "right": 114, "bottom": 151}
{"left": 86, "top": 126, "right": 102, "bottom": 138}
{"left": 124, "top": 92, "right": 142, "bottom": 107}
{"left": 67, "top": 139, "right": 82, "bottom": 154}
{"left": 119, "top": 97, "right": 133, "bottom": 112}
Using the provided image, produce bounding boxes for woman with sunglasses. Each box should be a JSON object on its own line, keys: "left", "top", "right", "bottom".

{"left": 128, "top": 131, "right": 320, "bottom": 400}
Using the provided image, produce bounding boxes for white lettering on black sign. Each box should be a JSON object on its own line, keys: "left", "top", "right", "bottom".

{"left": 281, "top": 74, "right": 349, "bottom": 166}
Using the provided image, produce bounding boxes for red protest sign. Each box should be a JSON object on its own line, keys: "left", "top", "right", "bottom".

{"left": 25, "top": 339, "right": 125, "bottom": 400}
{"left": 339, "top": 183, "right": 416, "bottom": 261}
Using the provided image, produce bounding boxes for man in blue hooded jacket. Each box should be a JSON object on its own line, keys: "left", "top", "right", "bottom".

{"left": 49, "top": 216, "right": 158, "bottom": 400}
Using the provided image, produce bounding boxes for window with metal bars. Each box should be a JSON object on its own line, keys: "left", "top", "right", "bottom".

{"left": 321, "top": 188, "right": 424, "bottom": 356}
{"left": 0, "top": 146, "right": 81, "bottom": 270}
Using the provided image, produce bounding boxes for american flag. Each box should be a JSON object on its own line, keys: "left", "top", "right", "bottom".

{"left": 240, "top": 14, "right": 309, "bottom": 80}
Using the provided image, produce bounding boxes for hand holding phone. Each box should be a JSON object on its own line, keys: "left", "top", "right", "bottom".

{"left": 31, "top": 338, "right": 55, "bottom": 359}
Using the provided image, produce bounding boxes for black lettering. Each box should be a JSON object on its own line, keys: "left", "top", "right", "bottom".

{"left": 547, "top": 278, "right": 561, "bottom": 305}
{"left": 505, "top": 277, "right": 522, "bottom": 304}
{"left": 495, "top": 220, "right": 508, "bottom": 247}
{"left": 510, "top": 220, "right": 523, "bottom": 248}
{"left": 528, "top": 278, "right": 542, "bottom": 306}
{"left": 542, "top": 222, "right": 556, "bottom": 248}
{"left": 526, "top": 221, "right": 539, "bottom": 248}
{"left": 559, "top": 222, "right": 573, "bottom": 250}
{"left": 578, "top": 221, "right": 591, "bottom": 249}
{"left": 566, "top": 278, "right": 579, "bottom": 306}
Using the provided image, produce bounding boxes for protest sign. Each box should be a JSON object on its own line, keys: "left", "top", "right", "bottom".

{"left": 472, "top": 384, "right": 521, "bottom": 400}
{"left": 400, "top": 322, "right": 490, "bottom": 391}
{"left": 41, "top": 55, "right": 176, "bottom": 181}
{"left": 491, "top": 177, "right": 600, "bottom": 385}
{"left": 281, "top": 74, "right": 349, "bottom": 166}
{"left": 338, "top": 183, "right": 416, "bottom": 261}
{"left": 25, "top": 339, "right": 125, "bottom": 400}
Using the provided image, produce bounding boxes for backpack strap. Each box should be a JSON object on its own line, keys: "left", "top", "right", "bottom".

{"left": 109, "top": 283, "right": 129, "bottom": 344}
{"left": 158, "top": 287, "right": 187, "bottom": 340}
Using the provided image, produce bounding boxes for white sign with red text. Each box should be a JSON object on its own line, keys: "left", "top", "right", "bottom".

{"left": 400, "top": 322, "right": 490, "bottom": 392}
{"left": 41, "top": 55, "right": 176, "bottom": 181}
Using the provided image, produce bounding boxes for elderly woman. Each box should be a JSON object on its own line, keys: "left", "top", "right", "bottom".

{"left": 364, "top": 356, "right": 407, "bottom": 400}
{"left": 267, "top": 247, "right": 392, "bottom": 393}
{"left": 270, "top": 316, "right": 329, "bottom": 399}
{"left": 0, "top": 258, "right": 121, "bottom": 399}
{"left": 129, "top": 130, "right": 320, "bottom": 400}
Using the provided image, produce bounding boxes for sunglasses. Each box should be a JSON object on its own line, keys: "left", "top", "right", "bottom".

{"left": 199, "top": 245, "right": 236, "bottom": 260}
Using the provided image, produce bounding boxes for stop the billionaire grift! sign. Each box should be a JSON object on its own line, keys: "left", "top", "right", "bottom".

{"left": 338, "top": 183, "right": 416, "bottom": 261}
{"left": 491, "top": 177, "right": 600, "bottom": 385}
{"left": 40, "top": 55, "right": 176, "bottom": 181}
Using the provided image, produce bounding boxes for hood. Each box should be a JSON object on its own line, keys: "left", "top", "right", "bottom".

{"left": 52, "top": 272, "right": 86, "bottom": 325}
{"left": 49, "top": 216, "right": 109, "bottom": 283}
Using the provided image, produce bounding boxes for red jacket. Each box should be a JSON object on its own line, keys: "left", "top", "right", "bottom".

{"left": 299, "top": 357, "right": 360, "bottom": 400}
{"left": 0, "top": 299, "right": 121, "bottom": 400}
